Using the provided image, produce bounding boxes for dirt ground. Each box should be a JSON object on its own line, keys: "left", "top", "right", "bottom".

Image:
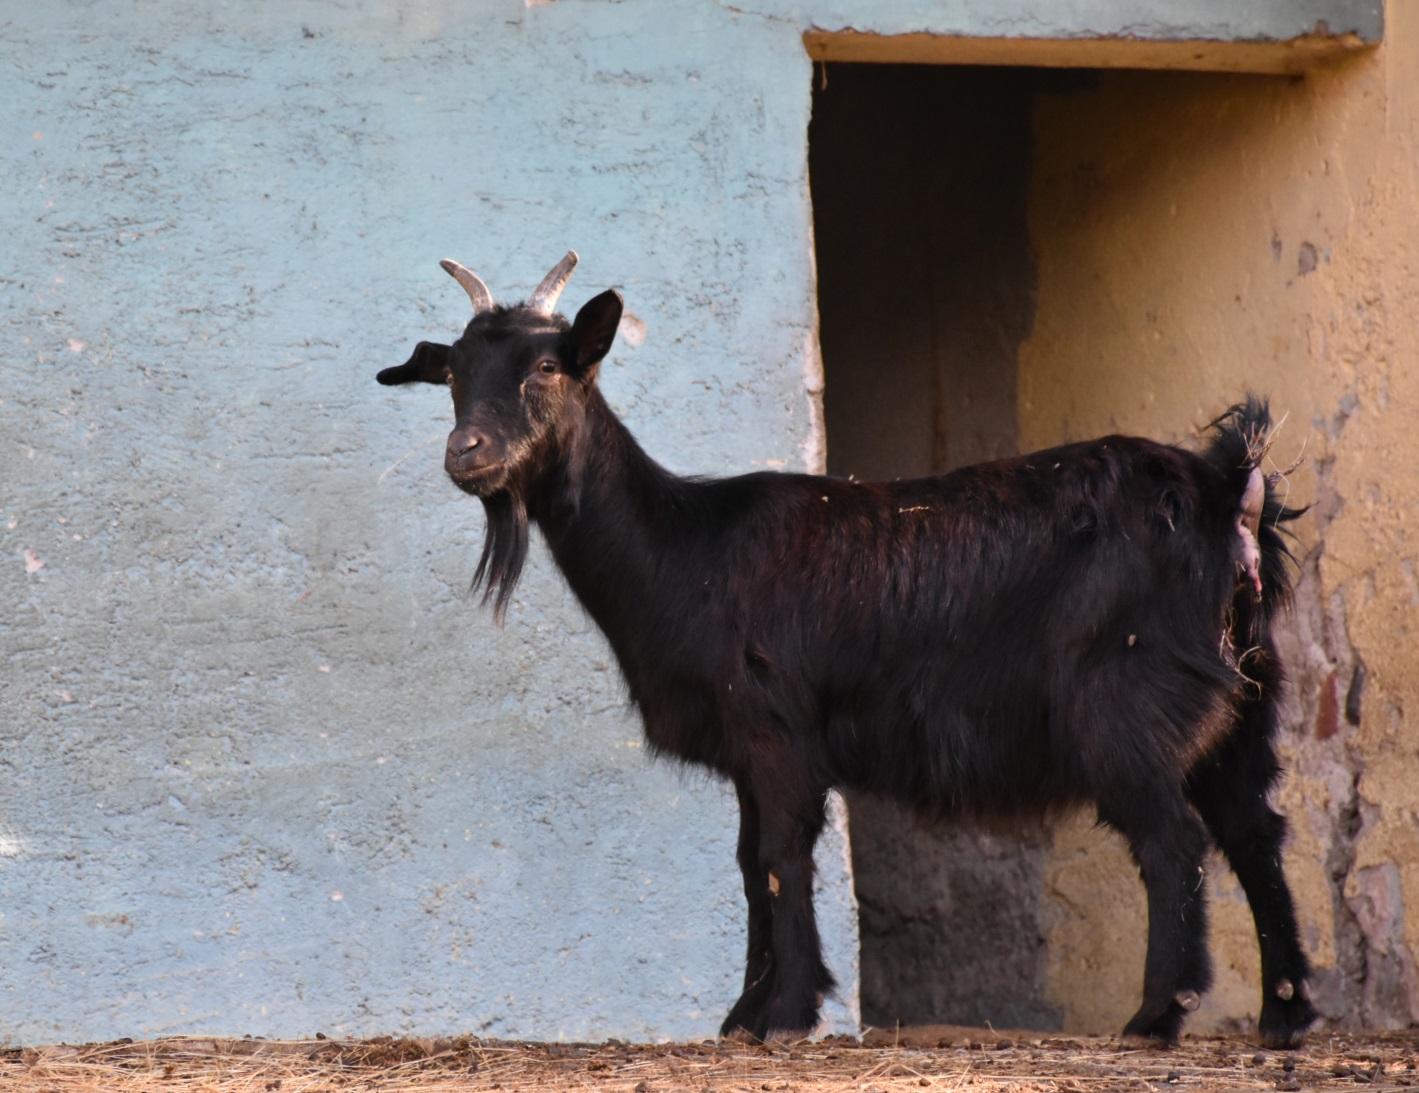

{"left": 4, "top": 1026, "right": 1417, "bottom": 1093}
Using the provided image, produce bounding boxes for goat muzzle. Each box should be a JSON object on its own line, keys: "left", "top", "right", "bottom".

{"left": 444, "top": 426, "right": 503, "bottom": 490}
{"left": 447, "top": 428, "right": 484, "bottom": 458}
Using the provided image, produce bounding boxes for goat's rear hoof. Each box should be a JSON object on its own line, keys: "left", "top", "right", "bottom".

{"left": 1122, "top": 1004, "right": 1185, "bottom": 1048}
{"left": 1258, "top": 994, "right": 1317, "bottom": 1050}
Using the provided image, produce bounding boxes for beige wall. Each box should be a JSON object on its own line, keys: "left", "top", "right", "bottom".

{"left": 1023, "top": 6, "right": 1419, "bottom": 1032}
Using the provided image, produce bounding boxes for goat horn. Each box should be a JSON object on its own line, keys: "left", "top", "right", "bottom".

{"left": 528, "top": 250, "right": 579, "bottom": 315}
{"left": 440, "top": 259, "right": 494, "bottom": 315}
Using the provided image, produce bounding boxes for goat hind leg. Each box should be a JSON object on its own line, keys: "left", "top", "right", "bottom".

{"left": 1187, "top": 697, "right": 1316, "bottom": 1048}
{"left": 1103, "top": 792, "right": 1213, "bottom": 1045}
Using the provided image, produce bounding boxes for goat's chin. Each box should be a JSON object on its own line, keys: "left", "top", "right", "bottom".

{"left": 446, "top": 465, "right": 509, "bottom": 497}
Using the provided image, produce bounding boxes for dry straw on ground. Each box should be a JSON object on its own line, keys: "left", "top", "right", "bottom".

{"left": 4, "top": 1028, "right": 1418, "bottom": 1093}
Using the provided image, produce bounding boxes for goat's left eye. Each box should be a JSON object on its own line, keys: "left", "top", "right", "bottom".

{"left": 538, "top": 359, "right": 558, "bottom": 374}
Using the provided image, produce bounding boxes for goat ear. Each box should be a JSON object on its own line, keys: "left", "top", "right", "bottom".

{"left": 570, "top": 289, "right": 623, "bottom": 373}
{"left": 377, "top": 341, "right": 451, "bottom": 385}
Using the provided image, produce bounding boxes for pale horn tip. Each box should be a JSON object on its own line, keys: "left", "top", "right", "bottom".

{"left": 528, "top": 250, "right": 580, "bottom": 315}
{"left": 440, "top": 258, "right": 494, "bottom": 315}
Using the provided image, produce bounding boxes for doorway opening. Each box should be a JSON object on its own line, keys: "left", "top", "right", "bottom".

{"left": 808, "top": 63, "right": 1070, "bottom": 1030}
{"left": 807, "top": 51, "right": 1351, "bottom": 1037}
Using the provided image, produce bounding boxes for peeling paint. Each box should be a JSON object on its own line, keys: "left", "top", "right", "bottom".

{"left": 1346, "top": 864, "right": 1419, "bottom": 1026}
{"left": 0, "top": 826, "right": 27, "bottom": 858}
{"left": 800, "top": 328, "right": 827, "bottom": 474}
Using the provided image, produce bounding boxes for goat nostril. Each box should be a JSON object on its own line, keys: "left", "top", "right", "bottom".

{"left": 448, "top": 434, "right": 482, "bottom": 458}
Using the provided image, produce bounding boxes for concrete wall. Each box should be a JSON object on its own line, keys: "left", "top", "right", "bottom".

{"left": 1, "top": 0, "right": 854, "bottom": 1045}
{"left": 0, "top": 0, "right": 1392, "bottom": 1048}
{"left": 1022, "top": 6, "right": 1419, "bottom": 1033}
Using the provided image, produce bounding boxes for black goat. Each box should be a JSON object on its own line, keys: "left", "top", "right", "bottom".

{"left": 378, "top": 252, "right": 1316, "bottom": 1048}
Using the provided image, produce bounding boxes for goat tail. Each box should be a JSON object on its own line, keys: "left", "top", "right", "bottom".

{"left": 1203, "top": 394, "right": 1307, "bottom": 628}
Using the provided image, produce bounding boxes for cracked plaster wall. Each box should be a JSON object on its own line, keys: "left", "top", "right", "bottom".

{"left": 1021, "top": 7, "right": 1419, "bottom": 1033}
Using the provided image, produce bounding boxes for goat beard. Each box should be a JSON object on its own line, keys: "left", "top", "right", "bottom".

{"left": 472, "top": 491, "right": 529, "bottom": 625}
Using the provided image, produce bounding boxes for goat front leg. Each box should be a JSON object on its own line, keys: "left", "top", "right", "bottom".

{"left": 720, "top": 778, "right": 777, "bottom": 1040}
{"left": 721, "top": 763, "right": 834, "bottom": 1042}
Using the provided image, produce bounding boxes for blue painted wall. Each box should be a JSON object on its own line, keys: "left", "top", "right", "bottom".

{"left": 1, "top": 0, "right": 846, "bottom": 1045}
{"left": 0, "top": 0, "right": 1379, "bottom": 1046}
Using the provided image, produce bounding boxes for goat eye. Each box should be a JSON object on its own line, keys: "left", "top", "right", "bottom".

{"left": 538, "top": 359, "right": 558, "bottom": 375}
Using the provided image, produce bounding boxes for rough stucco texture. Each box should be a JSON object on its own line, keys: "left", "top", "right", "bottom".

{"left": 0, "top": 0, "right": 857, "bottom": 1046}
{"left": 1021, "top": 7, "right": 1419, "bottom": 1034}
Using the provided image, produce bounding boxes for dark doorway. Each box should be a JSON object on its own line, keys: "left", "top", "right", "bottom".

{"left": 808, "top": 63, "right": 1059, "bottom": 1030}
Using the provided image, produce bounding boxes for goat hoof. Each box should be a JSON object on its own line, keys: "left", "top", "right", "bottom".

{"left": 1258, "top": 987, "right": 1317, "bottom": 1050}
{"left": 1258, "top": 1023, "right": 1311, "bottom": 1050}
{"left": 1122, "top": 1005, "right": 1184, "bottom": 1047}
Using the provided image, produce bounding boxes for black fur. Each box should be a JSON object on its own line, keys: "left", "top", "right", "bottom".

{"left": 380, "top": 281, "right": 1315, "bottom": 1047}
